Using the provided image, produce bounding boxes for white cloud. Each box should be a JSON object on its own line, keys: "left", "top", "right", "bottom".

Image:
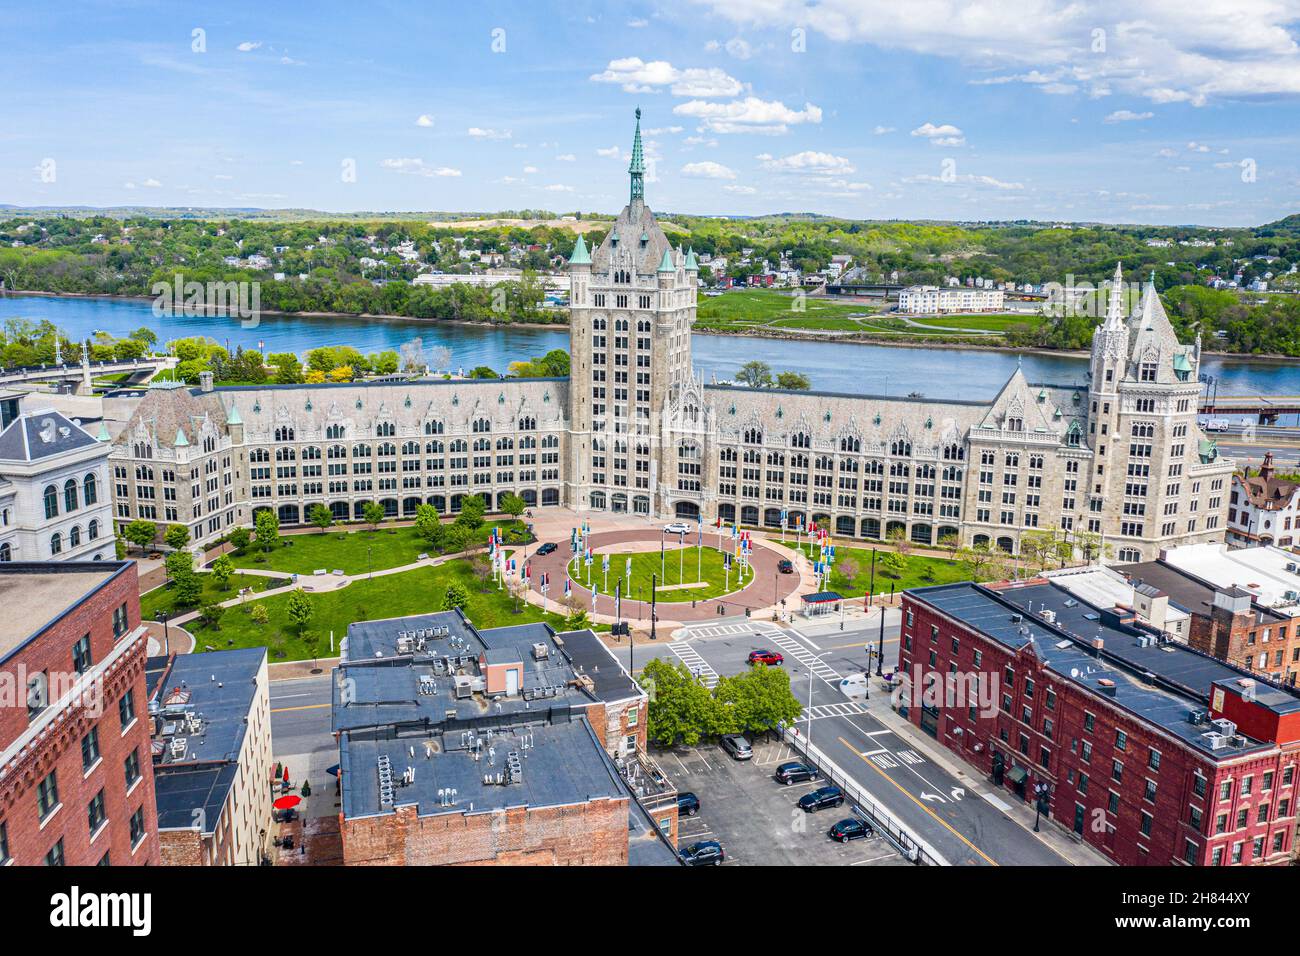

{"left": 1104, "top": 110, "right": 1154, "bottom": 123}
{"left": 1156, "top": 147, "right": 1178, "bottom": 157}
{"left": 544, "top": 184, "right": 575, "bottom": 192}
{"left": 142, "top": 178, "right": 162, "bottom": 188}
{"left": 627, "top": 17, "right": 648, "bottom": 28}
{"left": 596, "top": 146, "right": 622, "bottom": 158}
{"left": 645, "top": 126, "right": 684, "bottom": 135}
{"left": 214, "top": 174, "right": 234, "bottom": 181}
{"left": 523, "top": 165, "right": 538, "bottom": 174}
{"left": 590, "top": 57, "right": 744, "bottom": 97}
{"left": 692, "top": 0, "right": 1300, "bottom": 105}
{"left": 236, "top": 41, "right": 262, "bottom": 52}
{"left": 415, "top": 114, "right": 435, "bottom": 128}
{"left": 872, "top": 125, "right": 895, "bottom": 135}
{"left": 905, "top": 172, "right": 1024, "bottom": 190}
{"left": 681, "top": 161, "right": 737, "bottom": 179}
{"left": 759, "top": 150, "right": 855, "bottom": 174}
{"left": 467, "top": 127, "right": 512, "bottom": 140}
{"left": 556, "top": 153, "right": 576, "bottom": 161}
{"left": 673, "top": 96, "right": 822, "bottom": 134}
{"left": 911, "top": 122, "right": 965, "bottom": 146}
{"left": 1187, "top": 141, "right": 1211, "bottom": 152}
{"left": 724, "top": 184, "right": 757, "bottom": 194}
{"left": 380, "top": 158, "right": 462, "bottom": 177}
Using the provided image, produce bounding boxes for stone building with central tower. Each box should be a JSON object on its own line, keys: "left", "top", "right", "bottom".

{"left": 105, "top": 111, "right": 1233, "bottom": 564}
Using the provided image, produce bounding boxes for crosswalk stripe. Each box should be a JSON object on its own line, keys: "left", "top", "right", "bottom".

{"left": 668, "top": 642, "right": 719, "bottom": 688}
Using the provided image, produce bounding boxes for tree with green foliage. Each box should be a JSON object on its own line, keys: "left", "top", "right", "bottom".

{"left": 250, "top": 603, "right": 270, "bottom": 625}
{"left": 719, "top": 664, "right": 803, "bottom": 738}
{"left": 254, "top": 510, "right": 280, "bottom": 553}
{"left": 775, "top": 370, "right": 811, "bottom": 390}
{"left": 123, "top": 519, "right": 157, "bottom": 554}
{"left": 456, "top": 494, "right": 486, "bottom": 531}
{"left": 639, "top": 658, "right": 720, "bottom": 747}
{"left": 363, "top": 501, "right": 385, "bottom": 531}
{"left": 164, "top": 548, "right": 192, "bottom": 583}
{"left": 228, "top": 526, "right": 251, "bottom": 553}
{"left": 737, "top": 360, "right": 773, "bottom": 388}
{"left": 414, "top": 503, "right": 443, "bottom": 545}
{"left": 308, "top": 503, "right": 333, "bottom": 533}
{"left": 955, "top": 541, "right": 1002, "bottom": 582}
{"left": 469, "top": 365, "right": 498, "bottom": 379}
{"left": 442, "top": 582, "right": 470, "bottom": 611}
{"left": 499, "top": 492, "right": 526, "bottom": 520}
{"left": 163, "top": 524, "right": 190, "bottom": 551}
{"left": 879, "top": 550, "right": 908, "bottom": 580}
{"left": 286, "top": 588, "right": 313, "bottom": 634}
{"left": 442, "top": 522, "right": 472, "bottom": 558}
{"left": 210, "top": 553, "right": 235, "bottom": 591}
{"left": 198, "top": 604, "right": 224, "bottom": 631}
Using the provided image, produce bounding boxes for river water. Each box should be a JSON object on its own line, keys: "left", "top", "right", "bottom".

{"left": 2, "top": 293, "right": 1297, "bottom": 401}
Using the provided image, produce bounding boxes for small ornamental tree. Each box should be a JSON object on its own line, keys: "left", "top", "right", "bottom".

{"left": 308, "top": 503, "right": 333, "bottom": 533}
{"left": 286, "top": 588, "right": 313, "bottom": 634}
{"left": 363, "top": 501, "right": 385, "bottom": 531}
{"left": 163, "top": 524, "right": 190, "bottom": 551}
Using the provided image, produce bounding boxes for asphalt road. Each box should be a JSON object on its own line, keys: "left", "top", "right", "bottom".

{"left": 270, "top": 674, "right": 335, "bottom": 761}
{"left": 659, "top": 616, "right": 1071, "bottom": 866}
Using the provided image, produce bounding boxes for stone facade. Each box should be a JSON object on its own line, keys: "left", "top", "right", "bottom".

{"left": 105, "top": 117, "right": 1233, "bottom": 565}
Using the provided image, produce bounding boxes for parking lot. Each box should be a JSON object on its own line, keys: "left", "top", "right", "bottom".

{"left": 657, "top": 736, "right": 913, "bottom": 867}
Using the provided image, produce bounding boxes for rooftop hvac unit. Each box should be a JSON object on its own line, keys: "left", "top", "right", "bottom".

{"left": 1285, "top": 591, "right": 1299, "bottom": 602}
{"left": 169, "top": 737, "right": 188, "bottom": 759}
{"left": 1287, "top": 563, "right": 1297, "bottom": 574}
{"left": 1211, "top": 718, "right": 1237, "bottom": 737}
{"left": 1187, "top": 710, "right": 1208, "bottom": 725}
{"left": 1041, "top": 609, "right": 1056, "bottom": 624}
{"left": 453, "top": 674, "right": 474, "bottom": 699}
{"left": 532, "top": 642, "right": 549, "bottom": 660}
{"left": 1202, "top": 731, "right": 1228, "bottom": 750}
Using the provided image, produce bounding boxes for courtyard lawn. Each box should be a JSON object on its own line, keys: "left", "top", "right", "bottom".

{"left": 140, "top": 571, "right": 273, "bottom": 620}
{"left": 571, "top": 545, "right": 754, "bottom": 603}
{"left": 185, "top": 560, "right": 578, "bottom": 662}
{"left": 780, "top": 541, "right": 969, "bottom": 597}
{"left": 226, "top": 520, "right": 526, "bottom": 576}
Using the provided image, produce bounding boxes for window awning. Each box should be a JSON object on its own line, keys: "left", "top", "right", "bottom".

{"left": 1007, "top": 766, "right": 1029, "bottom": 785}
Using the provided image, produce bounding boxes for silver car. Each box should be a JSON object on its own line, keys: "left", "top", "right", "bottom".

{"left": 721, "top": 734, "right": 753, "bottom": 760}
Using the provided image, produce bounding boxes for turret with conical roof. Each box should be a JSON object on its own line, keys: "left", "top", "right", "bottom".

{"left": 568, "top": 232, "right": 591, "bottom": 266}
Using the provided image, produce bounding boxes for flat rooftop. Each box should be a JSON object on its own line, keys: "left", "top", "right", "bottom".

{"left": 0, "top": 562, "right": 130, "bottom": 662}
{"left": 911, "top": 579, "right": 1299, "bottom": 757}
{"left": 339, "top": 715, "right": 626, "bottom": 821}
{"left": 1160, "top": 543, "right": 1300, "bottom": 616}
{"left": 149, "top": 647, "right": 266, "bottom": 831}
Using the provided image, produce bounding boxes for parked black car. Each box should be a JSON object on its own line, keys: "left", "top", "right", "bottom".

{"left": 774, "top": 761, "right": 819, "bottom": 785}
{"left": 536, "top": 542, "right": 558, "bottom": 556}
{"left": 828, "top": 818, "right": 873, "bottom": 843}
{"left": 798, "top": 785, "right": 846, "bottom": 813}
{"left": 680, "top": 840, "right": 725, "bottom": 865}
{"left": 676, "top": 792, "right": 700, "bottom": 817}
{"left": 777, "top": 559, "right": 795, "bottom": 574}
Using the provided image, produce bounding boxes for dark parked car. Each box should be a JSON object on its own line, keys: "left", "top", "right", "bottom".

{"left": 680, "top": 840, "right": 725, "bottom": 866}
{"left": 774, "top": 761, "right": 819, "bottom": 785}
{"left": 777, "top": 559, "right": 795, "bottom": 574}
{"left": 748, "top": 649, "right": 784, "bottom": 666}
{"left": 798, "top": 786, "right": 845, "bottom": 813}
{"left": 828, "top": 818, "right": 873, "bottom": 843}
{"left": 676, "top": 792, "right": 700, "bottom": 817}
{"left": 536, "top": 542, "right": 558, "bottom": 556}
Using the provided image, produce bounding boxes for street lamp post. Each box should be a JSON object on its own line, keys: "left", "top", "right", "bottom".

{"left": 1033, "top": 781, "right": 1050, "bottom": 832}
{"left": 876, "top": 601, "right": 886, "bottom": 676}
{"left": 805, "top": 651, "right": 834, "bottom": 752}
{"left": 159, "top": 611, "right": 170, "bottom": 656}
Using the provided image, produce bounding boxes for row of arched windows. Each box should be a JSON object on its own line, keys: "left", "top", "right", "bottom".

{"left": 49, "top": 520, "right": 100, "bottom": 555}
{"left": 43, "top": 474, "right": 99, "bottom": 520}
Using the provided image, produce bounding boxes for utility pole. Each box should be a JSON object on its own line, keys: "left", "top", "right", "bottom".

{"left": 650, "top": 572, "right": 657, "bottom": 642}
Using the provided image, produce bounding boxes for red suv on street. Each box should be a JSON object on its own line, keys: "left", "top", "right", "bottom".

{"left": 748, "top": 649, "right": 784, "bottom": 666}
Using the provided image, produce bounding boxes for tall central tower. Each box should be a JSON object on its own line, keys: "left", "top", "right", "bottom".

{"left": 565, "top": 109, "right": 699, "bottom": 517}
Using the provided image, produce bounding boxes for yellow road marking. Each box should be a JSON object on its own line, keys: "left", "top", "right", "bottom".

{"left": 271, "top": 702, "right": 331, "bottom": 713}
{"left": 837, "top": 735, "right": 998, "bottom": 867}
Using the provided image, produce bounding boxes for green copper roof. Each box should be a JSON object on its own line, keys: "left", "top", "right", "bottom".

{"left": 684, "top": 247, "right": 698, "bottom": 270}
{"left": 1173, "top": 352, "right": 1192, "bottom": 372}
{"left": 658, "top": 247, "right": 675, "bottom": 273}
{"left": 173, "top": 427, "right": 189, "bottom": 447}
{"left": 568, "top": 233, "right": 591, "bottom": 266}
{"left": 629, "top": 107, "right": 645, "bottom": 201}
{"left": 225, "top": 402, "right": 243, "bottom": 426}
{"left": 96, "top": 422, "right": 111, "bottom": 442}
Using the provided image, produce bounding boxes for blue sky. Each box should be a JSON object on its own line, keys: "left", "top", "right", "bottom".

{"left": 3, "top": 0, "right": 1300, "bottom": 226}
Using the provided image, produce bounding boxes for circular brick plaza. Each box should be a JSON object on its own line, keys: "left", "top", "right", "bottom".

{"left": 525, "top": 528, "right": 805, "bottom": 624}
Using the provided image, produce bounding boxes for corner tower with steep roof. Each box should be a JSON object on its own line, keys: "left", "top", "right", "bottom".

{"left": 565, "top": 109, "right": 699, "bottom": 517}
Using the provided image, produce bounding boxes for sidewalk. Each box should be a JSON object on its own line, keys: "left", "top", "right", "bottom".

{"left": 857, "top": 674, "right": 1111, "bottom": 867}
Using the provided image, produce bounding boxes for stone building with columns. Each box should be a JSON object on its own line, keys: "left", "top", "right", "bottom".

{"left": 105, "top": 113, "right": 1232, "bottom": 564}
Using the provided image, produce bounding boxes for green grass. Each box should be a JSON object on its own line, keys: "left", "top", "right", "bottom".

{"left": 186, "top": 560, "right": 578, "bottom": 661}
{"left": 696, "top": 289, "right": 876, "bottom": 329}
{"left": 570, "top": 546, "right": 754, "bottom": 602}
{"left": 226, "top": 520, "right": 525, "bottom": 576}
{"left": 779, "top": 542, "right": 968, "bottom": 597}
{"left": 140, "top": 571, "right": 273, "bottom": 620}
{"left": 908, "top": 313, "right": 1045, "bottom": 333}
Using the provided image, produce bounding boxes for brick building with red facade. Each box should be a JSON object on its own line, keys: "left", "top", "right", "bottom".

{"left": 900, "top": 577, "right": 1299, "bottom": 866}
{"left": 332, "top": 611, "right": 679, "bottom": 866}
{"left": 0, "top": 561, "right": 159, "bottom": 866}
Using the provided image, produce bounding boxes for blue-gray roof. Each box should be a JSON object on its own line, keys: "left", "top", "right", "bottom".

{"left": 0, "top": 408, "right": 99, "bottom": 462}
{"left": 910, "top": 580, "right": 1299, "bottom": 758}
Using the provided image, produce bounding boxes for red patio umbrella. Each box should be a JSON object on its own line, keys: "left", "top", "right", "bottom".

{"left": 273, "top": 795, "right": 301, "bottom": 811}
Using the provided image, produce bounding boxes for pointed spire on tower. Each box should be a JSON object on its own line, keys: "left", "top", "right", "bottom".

{"left": 1103, "top": 261, "right": 1126, "bottom": 329}
{"left": 568, "top": 232, "right": 591, "bottom": 266}
{"left": 657, "top": 247, "right": 675, "bottom": 273}
{"left": 629, "top": 107, "right": 645, "bottom": 203}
